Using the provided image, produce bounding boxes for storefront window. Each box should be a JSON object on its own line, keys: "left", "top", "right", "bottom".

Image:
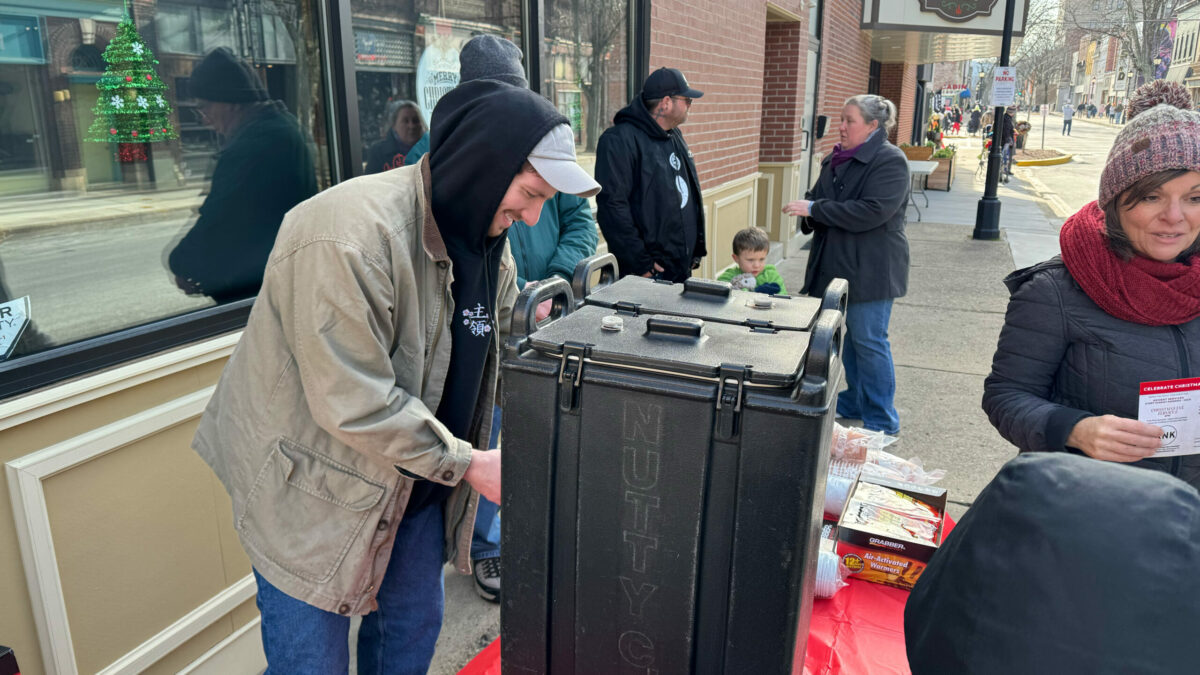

{"left": 351, "top": 0, "right": 523, "bottom": 174}
{"left": 543, "top": 0, "right": 628, "bottom": 173}
{"left": 0, "top": 0, "right": 332, "bottom": 363}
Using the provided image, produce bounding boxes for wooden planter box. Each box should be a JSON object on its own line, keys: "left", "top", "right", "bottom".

{"left": 901, "top": 145, "right": 934, "bottom": 161}
{"left": 925, "top": 154, "right": 955, "bottom": 191}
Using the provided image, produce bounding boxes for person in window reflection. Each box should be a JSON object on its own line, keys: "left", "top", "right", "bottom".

{"left": 364, "top": 99, "right": 426, "bottom": 173}
{"left": 165, "top": 47, "right": 316, "bottom": 304}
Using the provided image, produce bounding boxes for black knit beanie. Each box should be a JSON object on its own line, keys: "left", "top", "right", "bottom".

{"left": 191, "top": 47, "right": 268, "bottom": 103}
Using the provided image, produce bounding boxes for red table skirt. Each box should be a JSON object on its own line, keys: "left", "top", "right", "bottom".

{"left": 460, "top": 516, "right": 956, "bottom": 675}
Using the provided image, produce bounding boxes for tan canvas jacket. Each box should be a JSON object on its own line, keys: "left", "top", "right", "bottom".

{"left": 192, "top": 157, "right": 518, "bottom": 615}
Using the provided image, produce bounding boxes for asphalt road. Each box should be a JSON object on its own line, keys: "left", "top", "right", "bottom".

{"left": 1018, "top": 113, "right": 1120, "bottom": 217}
{"left": 1, "top": 218, "right": 213, "bottom": 350}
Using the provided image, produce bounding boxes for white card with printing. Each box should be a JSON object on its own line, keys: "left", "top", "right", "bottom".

{"left": 1139, "top": 378, "right": 1200, "bottom": 457}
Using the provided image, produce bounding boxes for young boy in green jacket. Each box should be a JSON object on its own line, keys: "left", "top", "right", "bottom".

{"left": 717, "top": 226, "right": 787, "bottom": 295}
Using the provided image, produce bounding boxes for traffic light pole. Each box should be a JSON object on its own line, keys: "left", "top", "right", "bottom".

{"left": 973, "top": 0, "right": 1018, "bottom": 241}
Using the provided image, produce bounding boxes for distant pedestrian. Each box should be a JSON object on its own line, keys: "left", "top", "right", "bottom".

{"left": 1061, "top": 102, "right": 1074, "bottom": 135}
{"left": 596, "top": 67, "right": 706, "bottom": 282}
{"left": 783, "top": 94, "right": 909, "bottom": 436}
{"left": 983, "top": 80, "right": 1200, "bottom": 490}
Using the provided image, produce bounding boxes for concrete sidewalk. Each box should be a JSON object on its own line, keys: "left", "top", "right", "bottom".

{"left": 0, "top": 186, "right": 202, "bottom": 235}
{"left": 777, "top": 143, "right": 1061, "bottom": 521}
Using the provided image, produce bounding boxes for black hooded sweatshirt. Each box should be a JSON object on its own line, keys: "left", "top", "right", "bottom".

{"left": 406, "top": 80, "right": 567, "bottom": 511}
{"left": 594, "top": 96, "right": 706, "bottom": 282}
{"left": 905, "top": 453, "right": 1200, "bottom": 674}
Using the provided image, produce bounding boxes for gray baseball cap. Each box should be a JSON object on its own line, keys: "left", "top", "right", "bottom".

{"left": 527, "top": 124, "right": 601, "bottom": 198}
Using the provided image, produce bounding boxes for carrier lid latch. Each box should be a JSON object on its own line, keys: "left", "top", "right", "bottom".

{"left": 715, "top": 364, "right": 747, "bottom": 440}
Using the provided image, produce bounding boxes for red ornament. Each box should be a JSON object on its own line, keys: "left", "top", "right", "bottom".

{"left": 132, "top": 130, "right": 139, "bottom": 137}
{"left": 161, "top": 128, "right": 167, "bottom": 133}
{"left": 146, "top": 74, "right": 152, "bottom": 81}
{"left": 125, "top": 75, "right": 133, "bottom": 82}
{"left": 148, "top": 129, "right": 155, "bottom": 135}
{"left": 110, "top": 128, "right": 117, "bottom": 135}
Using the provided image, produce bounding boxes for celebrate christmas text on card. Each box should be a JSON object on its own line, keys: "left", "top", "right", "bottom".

{"left": 1139, "top": 377, "right": 1200, "bottom": 457}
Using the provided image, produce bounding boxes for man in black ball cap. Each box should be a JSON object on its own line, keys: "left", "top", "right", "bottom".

{"left": 166, "top": 47, "right": 316, "bottom": 303}
{"left": 595, "top": 66, "right": 706, "bottom": 281}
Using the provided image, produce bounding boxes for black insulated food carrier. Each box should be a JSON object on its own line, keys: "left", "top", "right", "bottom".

{"left": 501, "top": 254, "right": 847, "bottom": 674}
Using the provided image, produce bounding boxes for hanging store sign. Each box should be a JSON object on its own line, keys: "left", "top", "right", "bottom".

{"left": 918, "top": 0, "right": 1001, "bottom": 23}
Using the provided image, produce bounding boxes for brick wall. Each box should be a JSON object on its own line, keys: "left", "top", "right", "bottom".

{"left": 759, "top": 21, "right": 808, "bottom": 163}
{"left": 878, "top": 63, "right": 917, "bottom": 145}
{"left": 815, "top": 0, "right": 873, "bottom": 156}
{"left": 649, "top": 0, "right": 808, "bottom": 189}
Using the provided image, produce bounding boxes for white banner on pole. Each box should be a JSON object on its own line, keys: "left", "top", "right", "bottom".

{"left": 991, "top": 67, "right": 1017, "bottom": 107}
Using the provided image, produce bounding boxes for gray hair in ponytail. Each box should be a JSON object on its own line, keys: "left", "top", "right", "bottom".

{"left": 845, "top": 94, "right": 897, "bottom": 133}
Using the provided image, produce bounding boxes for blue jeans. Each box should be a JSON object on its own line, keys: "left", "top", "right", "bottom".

{"left": 836, "top": 299, "right": 900, "bottom": 435}
{"left": 253, "top": 502, "right": 445, "bottom": 674}
{"left": 470, "top": 405, "right": 503, "bottom": 562}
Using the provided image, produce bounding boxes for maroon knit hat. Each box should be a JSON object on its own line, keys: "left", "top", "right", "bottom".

{"left": 1099, "top": 81, "right": 1200, "bottom": 208}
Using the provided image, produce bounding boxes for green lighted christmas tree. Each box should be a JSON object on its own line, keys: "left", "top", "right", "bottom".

{"left": 86, "top": 9, "right": 178, "bottom": 148}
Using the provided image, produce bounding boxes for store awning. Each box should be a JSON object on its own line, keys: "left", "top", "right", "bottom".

{"left": 861, "top": 0, "right": 1028, "bottom": 63}
{"left": 1165, "top": 64, "right": 1193, "bottom": 84}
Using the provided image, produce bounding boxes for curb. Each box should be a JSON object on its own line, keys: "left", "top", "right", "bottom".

{"left": 0, "top": 206, "right": 197, "bottom": 238}
{"left": 1016, "top": 154, "right": 1073, "bottom": 167}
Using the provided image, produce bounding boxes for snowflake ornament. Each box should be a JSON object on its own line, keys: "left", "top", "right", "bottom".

{"left": 111, "top": 95, "right": 124, "bottom": 109}
{"left": 136, "top": 96, "right": 148, "bottom": 109}
{"left": 131, "top": 42, "right": 144, "bottom": 56}
{"left": 154, "top": 94, "right": 165, "bottom": 108}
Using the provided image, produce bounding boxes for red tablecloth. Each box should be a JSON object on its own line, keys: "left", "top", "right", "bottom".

{"left": 460, "top": 516, "right": 956, "bottom": 675}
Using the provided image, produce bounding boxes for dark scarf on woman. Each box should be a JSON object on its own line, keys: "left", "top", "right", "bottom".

{"left": 830, "top": 129, "right": 882, "bottom": 170}
{"left": 1060, "top": 201, "right": 1200, "bottom": 326}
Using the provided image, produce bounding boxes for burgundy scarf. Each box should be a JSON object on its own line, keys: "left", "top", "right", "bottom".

{"left": 1060, "top": 201, "right": 1200, "bottom": 326}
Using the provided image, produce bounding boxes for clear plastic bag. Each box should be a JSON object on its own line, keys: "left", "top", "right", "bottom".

{"left": 862, "top": 448, "right": 947, "bottom": 486}
{"left": 830, "top": 423, "right": 899, "bottom": 463}
{"left": 815, "top": 539, "right": 850, "bottom": 599}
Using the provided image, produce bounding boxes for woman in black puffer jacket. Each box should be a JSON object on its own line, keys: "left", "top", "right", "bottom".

{"left": 984, "top": 81, "right": 1200, "bottom": 490}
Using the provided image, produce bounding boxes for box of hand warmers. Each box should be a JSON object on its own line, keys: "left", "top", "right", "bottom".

{"left": 835, "top": 477, "right": 947, "bottom": 591}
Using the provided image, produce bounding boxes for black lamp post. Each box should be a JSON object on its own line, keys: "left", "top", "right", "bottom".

{"left": 973, "top": 0, "right": 1019, "bottom": 241}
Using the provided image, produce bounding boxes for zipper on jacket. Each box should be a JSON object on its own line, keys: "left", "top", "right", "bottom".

{"left": 423, "top": 263, "right": 448, "bottom": 385}
{"left": 1170, "top": 325, "right": 1189, "bottom": 476}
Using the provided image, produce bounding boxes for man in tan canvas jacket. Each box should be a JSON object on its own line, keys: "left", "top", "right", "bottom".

{"left": 191, "top": 79, "right": 601, "bottom": 672}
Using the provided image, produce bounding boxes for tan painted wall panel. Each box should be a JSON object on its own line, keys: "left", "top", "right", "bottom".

{"left": 0, "top": 359, "right": 223, "bottom": 675}
{"left": 705, "top": 184, "right": 758, "bottom": 280}
{"left": 212, "top": 472, "right": 253, "bottom": 584}
{"left": 41, "top": 420, "right": 233, "bottom": 673}
{"left": 229, "top": 597, "right": 259, "bottom": 633}
{"left": 140, "top": 616, "right": 234, "bottom": 675}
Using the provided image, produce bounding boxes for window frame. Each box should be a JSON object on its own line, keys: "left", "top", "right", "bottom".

{"left": 0, "top": 0, "right": 648, "bottom": 402}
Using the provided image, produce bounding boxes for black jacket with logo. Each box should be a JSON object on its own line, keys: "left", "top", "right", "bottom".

{"left": 594, "top": 98, "right": 706, "bottom": 281}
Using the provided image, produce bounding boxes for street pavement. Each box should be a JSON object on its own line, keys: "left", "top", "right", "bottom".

{"left": 1, "top": 217, "right": 211, "bottom": 347}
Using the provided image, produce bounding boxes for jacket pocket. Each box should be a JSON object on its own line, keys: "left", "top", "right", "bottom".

{"left": 237, "top": 437, "right": 386, "bottom": 584}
